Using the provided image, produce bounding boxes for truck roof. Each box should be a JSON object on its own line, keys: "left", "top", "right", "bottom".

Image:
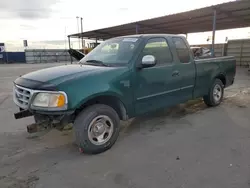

{"left": 114, "top": 34, "right": 185, "bottom": 39}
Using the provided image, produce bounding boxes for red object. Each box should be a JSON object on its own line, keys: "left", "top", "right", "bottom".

{"left": 79, "top": 147, "right": 84, "bottom": 153}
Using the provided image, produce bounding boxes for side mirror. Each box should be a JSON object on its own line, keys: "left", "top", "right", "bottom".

{"left": 141, "top": 55, "right": 156, "bottom": 68}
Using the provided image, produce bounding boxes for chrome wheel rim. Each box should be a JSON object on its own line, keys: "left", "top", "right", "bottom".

{"left": 88, "top": 115, "right": 114, "bottom": 145}
{"left": 213, "top": 84, "right": 222, "bottom": 102}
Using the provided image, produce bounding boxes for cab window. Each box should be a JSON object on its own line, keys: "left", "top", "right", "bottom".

{"left": 172, "top": 37, "right": 191, "bottom": 63}
{"left": 142, "top": 38, "right": 172, "bottom": 65}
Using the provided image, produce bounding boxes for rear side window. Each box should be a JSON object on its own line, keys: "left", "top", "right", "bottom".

{"left": 172, "top": 37, "right": 190, "bottom": 63}
{"left": 142, "top": 38, "right": 172, "bottom": 65}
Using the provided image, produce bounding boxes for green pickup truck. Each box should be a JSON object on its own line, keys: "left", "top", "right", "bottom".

{"left": 13, "top": 34, "right": 236, "bottom": 154}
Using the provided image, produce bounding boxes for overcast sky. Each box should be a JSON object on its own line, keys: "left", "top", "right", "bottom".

{"left": 0, "top": 0, "right": 249, "bottom": 50}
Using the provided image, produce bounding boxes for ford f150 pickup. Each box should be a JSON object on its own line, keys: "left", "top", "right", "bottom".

{"left": 13, "top": 34, "right": 236, "bottom": 154}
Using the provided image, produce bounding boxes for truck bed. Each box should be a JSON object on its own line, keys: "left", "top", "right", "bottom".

{"left": 194, "top": 56, "right": 236, "bottom": 98}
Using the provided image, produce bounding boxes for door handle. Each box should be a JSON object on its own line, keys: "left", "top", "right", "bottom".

{"left": 172, "top": 71, "right": 180, "bottom": 77}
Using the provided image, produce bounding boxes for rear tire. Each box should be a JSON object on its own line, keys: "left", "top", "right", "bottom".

{"left": 73, "top": 104, "right": 120, "bottom": 154}
{"left": 203, "top": 79, "right": 224, "bottom": 107}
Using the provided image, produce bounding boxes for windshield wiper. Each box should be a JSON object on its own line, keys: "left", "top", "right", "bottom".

{"left": 83, "top": 60, "right": 109, "bottom": 67}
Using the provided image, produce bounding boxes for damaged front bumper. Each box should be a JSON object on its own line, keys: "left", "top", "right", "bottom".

{"left": 14, "top": 109, "right": 33, "bottom": 119}
{"left": 14, "top": 108, "right": 74, "bottom": 120}
{"left": 14, "top": 108, "right": 75, "bottom": 133}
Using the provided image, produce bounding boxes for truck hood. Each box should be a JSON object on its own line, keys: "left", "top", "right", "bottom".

{"left": 14, "top": 64, "right": 119, "bottom": 90}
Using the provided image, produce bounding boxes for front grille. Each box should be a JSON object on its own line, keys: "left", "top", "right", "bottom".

{"left": 13, "top": 85, "right": 32, "bottom": 109}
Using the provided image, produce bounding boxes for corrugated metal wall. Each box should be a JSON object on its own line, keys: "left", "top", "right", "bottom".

{"left": 190, "top": 44, "right": 225, "bottom": 57}
{"left": 227, "top": 39, "right": 250, "bottom": 66}
{"left": 2, "top": 40, "right": 249, "bottom": 65}
{"left": 191, "top": 39, "right": 250, "bottom": 66}
{"left": 25, "top": 49, "right": 71, "bottom": 63}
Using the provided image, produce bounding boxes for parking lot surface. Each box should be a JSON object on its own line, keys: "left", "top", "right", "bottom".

{"left": 0, "top": 63, "right": 250, "bottom": 188}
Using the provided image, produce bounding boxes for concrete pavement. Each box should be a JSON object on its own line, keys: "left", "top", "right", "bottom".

{"left": 0, "top": 63, "right": 250, "bottom": 188}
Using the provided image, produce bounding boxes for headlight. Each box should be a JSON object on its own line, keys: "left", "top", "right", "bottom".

{"left": 31, "top": 92, "right": 67, "bottom": 110}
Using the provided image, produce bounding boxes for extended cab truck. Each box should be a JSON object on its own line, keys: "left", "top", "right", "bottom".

{"left": 13, "top": 34, "right": 236, "bottom": 154}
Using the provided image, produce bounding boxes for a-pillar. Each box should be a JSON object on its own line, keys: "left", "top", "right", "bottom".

{"left": 68, "top": 36, "right": 73, "bottom": 64}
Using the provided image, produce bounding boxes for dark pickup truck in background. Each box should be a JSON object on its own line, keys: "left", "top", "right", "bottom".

{"left": 13, "top": 34, "right": 236, "bottom": 154}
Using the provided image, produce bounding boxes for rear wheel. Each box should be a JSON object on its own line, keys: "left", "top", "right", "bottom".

{"left": 203, "top": 79, "right": 224, "bottom": 107}
{"left": 74, "top": 104, "right": 120, "bottom": 154}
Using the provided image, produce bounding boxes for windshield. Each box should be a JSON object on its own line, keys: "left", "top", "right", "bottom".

{"left": 79, "top": 37, "right": 140, "bottom": 66}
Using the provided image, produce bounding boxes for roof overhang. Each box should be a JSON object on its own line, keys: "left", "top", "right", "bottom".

{"left": 68, "top": 0, "right": 250, "bottom": 40}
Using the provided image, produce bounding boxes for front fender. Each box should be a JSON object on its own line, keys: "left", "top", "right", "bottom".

{"left": 75, "top": 90, "right": 126, "bottom": 109}
{"left": 56, "top": 66, "right": 133, "bottom": 116}
{"left": 64, "top": 82, "right": 124, "bottom": 109}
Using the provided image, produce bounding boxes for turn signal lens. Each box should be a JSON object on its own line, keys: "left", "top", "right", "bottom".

{"left": 57, "top": 94, "right": 65, "bottom": 107}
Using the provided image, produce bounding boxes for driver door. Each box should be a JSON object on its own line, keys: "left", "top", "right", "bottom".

{"left": 134, "top": 37, "right": 183, "bottom": 115}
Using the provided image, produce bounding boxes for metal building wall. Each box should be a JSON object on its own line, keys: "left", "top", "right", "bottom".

{"left": 20, "top": 40, "right": 250, "bottom": 66}
{"left": 190, "top": 44, "right": 225, "bottom": 57}
{"left": 227, "top": 39, "right": 250, "bottom": 66}
{"left": 25, "top": 49, "right": 71, "bottom": 63}
{"left": 191, "top": 40, "right": 250, "bottom": 67}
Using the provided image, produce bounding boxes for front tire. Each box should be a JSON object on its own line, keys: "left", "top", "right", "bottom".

{"left": 203, "top": 79, "right": 224, "bottom": 107}
{"left": 74, "top": 104, "right": 120, "bottom": 154}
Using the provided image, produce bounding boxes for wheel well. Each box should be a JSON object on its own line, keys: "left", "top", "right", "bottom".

{"left": 75, "top": 96, "right": 128, "bottom": 120}
{"left": 216, "top": 74, "right": 226, "bottom": 86}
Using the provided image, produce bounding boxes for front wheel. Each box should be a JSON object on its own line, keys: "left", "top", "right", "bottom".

{"left": 73, "top": 104, "right": 120, "bottom": 154}
{"left": 203, "top": 79, "right": 224, "bottom": 107}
